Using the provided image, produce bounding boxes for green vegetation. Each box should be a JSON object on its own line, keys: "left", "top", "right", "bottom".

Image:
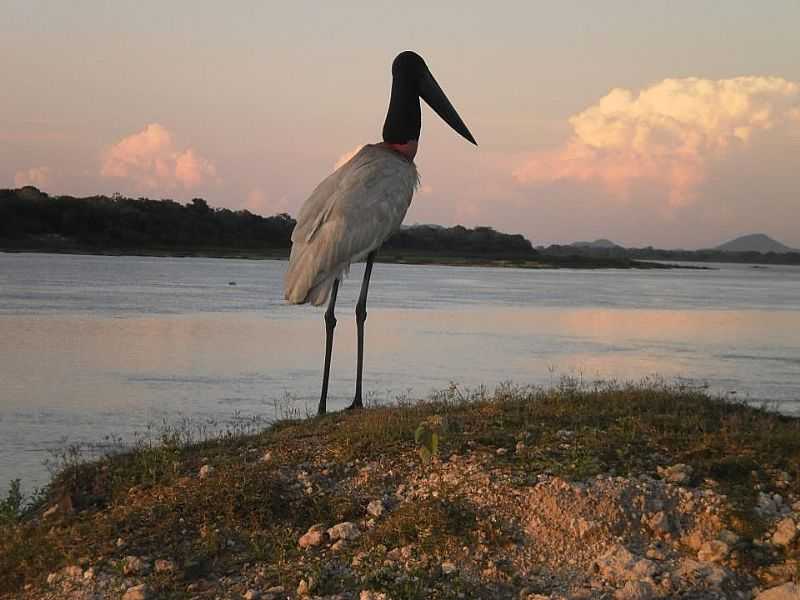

{"left": 2, "top": 382, "right": 798, "bottom": 596}
{"left": 0, "top": 480, "right": 24, "bottom": 526}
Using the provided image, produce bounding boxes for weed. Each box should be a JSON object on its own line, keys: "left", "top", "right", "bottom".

{"left": 0, "top": 480, "right": 23, "bottom": 526}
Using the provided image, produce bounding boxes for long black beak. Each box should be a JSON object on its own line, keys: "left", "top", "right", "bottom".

{"left": 419, "top": 69, "right": 477, "bottom": 146}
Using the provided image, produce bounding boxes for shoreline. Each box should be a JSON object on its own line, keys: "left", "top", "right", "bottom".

{"left": 0, "top": 246, "right": 703, "bottom": 270}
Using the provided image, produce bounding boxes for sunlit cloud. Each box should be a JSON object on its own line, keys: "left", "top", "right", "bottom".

{"left": 244, "top": 188, "right": 292, "bottom": 216}
{"left": 14, "top": 166, "right": 51, "bottom": 189}
{"left": 514, "top": 76, "right": 800, "bottom": 206}
{"left": 333, "top": 145, "right": 364, "bottom": 170}
{"left": 101, "top": 123, "right": 217, "bottom": 191}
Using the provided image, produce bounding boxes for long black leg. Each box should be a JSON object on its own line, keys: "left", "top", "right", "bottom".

{"left": 318, "top": 278, "right": 340, "bottom": 416}
{"left": 348, "top": 252, "right": 376, "bottom": 410}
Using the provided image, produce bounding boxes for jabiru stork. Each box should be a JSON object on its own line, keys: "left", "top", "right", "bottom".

{"left": 284, "top": 51, "right": 477, "bottom": 415}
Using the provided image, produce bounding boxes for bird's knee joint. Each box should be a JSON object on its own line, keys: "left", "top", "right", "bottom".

{"left": 324, "top": 313, "right": 337, "bottom": 328}
{"left": 355, "top": 305, "right": 367, "bottom": 322}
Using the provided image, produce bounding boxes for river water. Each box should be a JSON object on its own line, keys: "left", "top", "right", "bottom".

{"left": 1, "top": 252, "right": 799, "bottom": 491}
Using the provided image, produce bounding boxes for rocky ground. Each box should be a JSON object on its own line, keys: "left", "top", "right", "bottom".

{"left": 2, "top": 383, "right": 799, "bottom": 599}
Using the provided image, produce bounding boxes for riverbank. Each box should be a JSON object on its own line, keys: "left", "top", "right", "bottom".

{"left": 2, "top": 383, "right": 798, "bottom": 599}
{"left": 0, "top": 245, "right": 693, "bottom": 270}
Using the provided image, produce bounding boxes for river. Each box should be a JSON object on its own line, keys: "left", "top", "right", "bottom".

{"left": 1, "top": 252, "right": 798, "bottom": 491}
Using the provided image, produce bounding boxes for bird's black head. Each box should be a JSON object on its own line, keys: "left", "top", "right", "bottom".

{"left": 391, "top": 51, "right": 428, "bottom": 80}
{"left": 383, "top": 51, "right": 477, "bottom": 147}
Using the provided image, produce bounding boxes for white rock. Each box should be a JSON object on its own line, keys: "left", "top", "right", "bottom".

{"left": 298, "top": 524, "right": 326, "bottom": 548}
{"left": 199, "top": 464, "right": 214, "bottom": 479}
{"left": 646, "top": 511, "right": 671, "bottom": 536}
{"left": 367, "top": 499, "right": 385, "bottom": 518}
{"left": 657, "top": 464, "right": 692, "bottom": 484}
{"left": 360, "top": 591, "right": 389, "bottom": 600}
{"left": 243, "top": 590, "right": 261, "bottom": 600}
{"left": 63, "top": 565, "right": 83, "bottom": 578}
{"left": 122, "top": 584, "right": 150, "bottom": 600}
{"left": 441, "top": 560, "right": 457, "bottom": 575}
{"left": 154, "top": 559, "right": 175, "bottom": 573}
{"left": 327, "top": 521, "right": 361, "bottom": 541}
{"left": 122, "top": 555, "right": 149, "bottom": 575}
{"left": 297, "top": 579, "right": 310, "bottom": 596}
{"left": 595, "top": 545, "right": 655, "bottom": 584}
{"left": 260, "top": 450, "right": 272, "bottom": 463}
{"left": 772, "top": 517, "right": 797, "bottom": 547}
{"left": 755, "top": 582, "right": 800, "bottom": 600}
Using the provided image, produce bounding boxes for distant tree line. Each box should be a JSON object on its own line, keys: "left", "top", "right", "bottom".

{"left": 0, "top": 188, "right": 536, "bottom": 258}
{"left": 0, "top": 187, "right": 295, "bottom": 252}
{"left": 384, "top": 224, "right": 534, "bottom": 256}
{"left": 7, "top": 187, "right": 793, "bottom": 265}
{"left": 540, "top": 243, "right": 800, "bottom": 266}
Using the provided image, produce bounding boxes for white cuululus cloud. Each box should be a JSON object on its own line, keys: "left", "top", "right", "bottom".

{"left": 14, "top": 166, "right": 51, "bottom": 189}
{"left": 334, "top": 145, "right": 365, "bottom": 170}
{"left": 101, "top": 123, "right": 216, "bottom": 190}
{"left": 514, "top": 76, "right": 800, "bottom": 206}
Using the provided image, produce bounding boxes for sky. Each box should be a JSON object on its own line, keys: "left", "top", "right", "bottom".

{"left": 2, "top": 1, "right": 799, "bottom": 249}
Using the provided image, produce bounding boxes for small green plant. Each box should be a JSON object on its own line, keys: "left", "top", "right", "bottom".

{"left": 415, "top": 417, "right": 442, "bottom": 464}
{"left": 0, "top": 480, "right": 23, "bottom": 525}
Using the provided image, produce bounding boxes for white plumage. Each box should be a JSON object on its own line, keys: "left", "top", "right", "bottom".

{"left": 284, "top": 144, "right": 419, "bottom": 306}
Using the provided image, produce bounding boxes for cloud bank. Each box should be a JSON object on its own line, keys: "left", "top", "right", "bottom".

{"left": 14, "top": 166, "right": 51, "bottom": 189}
{"left": 334, "top": 145, "right": 365, "bottom": 170}
{"left": 514, "top": 76, "right": 800, "bottom": 206}
{"left": 101, "top": 124, "right": 216, "bottom": 191}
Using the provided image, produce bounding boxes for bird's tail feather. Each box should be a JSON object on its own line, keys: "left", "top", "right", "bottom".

{"left": 284, "top": 243, "right": 340, "bottom": 306}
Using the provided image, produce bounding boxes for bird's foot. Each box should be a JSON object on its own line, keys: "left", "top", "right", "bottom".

{"left": 346, "top": 398, "right": 364, "bottom": 411}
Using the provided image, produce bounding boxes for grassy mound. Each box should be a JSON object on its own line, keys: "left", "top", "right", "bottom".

{"left": 2, "top": 382, "right": 799, "bottom": 598}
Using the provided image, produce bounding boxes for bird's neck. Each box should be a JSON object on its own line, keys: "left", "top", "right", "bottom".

{"left": 382, "top": 72, "right": 421, "bottom": 151}
{"left": 380, "top": 140, "right": 418, "bottom": 160}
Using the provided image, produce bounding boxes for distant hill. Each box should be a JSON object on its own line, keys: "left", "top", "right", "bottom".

{"left": 714, "top": 233, "right": 796, "bottom": 253}
{"left": 571, "top": 238, "right": 621, "bottom": 249}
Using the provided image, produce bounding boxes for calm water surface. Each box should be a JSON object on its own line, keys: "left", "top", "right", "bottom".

{"left": 1, "top": 252, "right": 799, "bottom": 490}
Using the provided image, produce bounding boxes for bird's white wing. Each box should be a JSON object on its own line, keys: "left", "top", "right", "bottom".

{"left": 285, "top": 145, "right": 418, "bottom": 305}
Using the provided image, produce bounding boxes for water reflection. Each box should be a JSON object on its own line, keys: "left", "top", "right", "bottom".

{"left": 1, "top": 253, "right": 799, "bottom": 491}
{"left": 2, "top": 307, "right": 797, "bottom": 415}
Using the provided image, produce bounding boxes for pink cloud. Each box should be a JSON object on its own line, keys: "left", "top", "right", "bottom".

{"left": 333, "top": 145, "right": 364, "bottom": 170}
{"left": 101, "top": 123, "right": 216, "bottom": 191}
{"left": 14, "top": 166, "right": 51, "bottom": 189}
{"left": 514, "top": 76, "right": 800, "bottom": 207}
{"left": 244, "top": 188, "right": 292, "bottom": 216}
